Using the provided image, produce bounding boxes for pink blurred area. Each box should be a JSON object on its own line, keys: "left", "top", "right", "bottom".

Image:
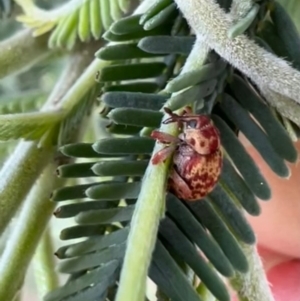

{"left": 238, "top": 136, "right": 300, "bottom": 301}
{"left": 231, "top": 255, "right": 300, "bottom": 301}
{"left": 268, "top": 259, "right": 300, "bottom": 301}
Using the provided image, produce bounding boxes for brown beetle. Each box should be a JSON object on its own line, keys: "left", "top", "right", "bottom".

{"left": 151, "top": 107, "right": 223, "bottom": 201}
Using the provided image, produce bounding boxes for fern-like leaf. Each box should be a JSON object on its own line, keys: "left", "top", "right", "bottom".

{"left": 46, "top": 1, "right": 299, "bottom": 301}
{"left": 16, "top": 0, "right": 127, "bottom": 49}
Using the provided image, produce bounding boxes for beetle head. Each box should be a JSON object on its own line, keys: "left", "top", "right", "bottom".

{"left": 181, "top": 116, "right": 220, "bottom": 155}
{"left": 162, "top": 107, "right": 220, "bottom": 155}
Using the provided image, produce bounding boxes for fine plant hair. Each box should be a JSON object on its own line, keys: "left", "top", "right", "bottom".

{"left": 174, "top": 0, "right": 300, "bottom": 115}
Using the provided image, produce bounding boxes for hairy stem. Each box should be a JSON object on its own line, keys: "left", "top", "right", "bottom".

{"left": 230, "top": 244, "right": 274, "bottom": 301}
{"left": 0, "top": 162, "right": 63, "bottom": 301}
{"left": 0, "top": 141, "right": 54, "bottom": 234}
{"left": 43, "top": 42, "right": 103, "bottom": 111}
{"left": 0, "top": 29, "right": 52, "bottom": 79}
{"left": 33, "top": 229, "right": 59, "bottom": 298}
{"left": 58, "top": 57, "right": 109, "bottom": 113}
{"left": 174, "top": 0, "right": 300, "bottom": 106}
{"left": 0, "top": 47, "right": 95, "bottom": 234}
{"left": 230, "top": 0, "right": 254, "bottom": 21}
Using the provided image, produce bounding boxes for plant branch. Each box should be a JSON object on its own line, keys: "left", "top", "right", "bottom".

{"left": 0, "top": 46, "right": 96, "bottom": 234}
{"left": 230, "top": 244, "right": 274, "bottom": 301}
{"left": 173, "top": 0, "right": 300, "bottom": 108}
{"left": 33, "top": 228, "right": 59, "bottom": 298}
{"left": 0, "top": 141, "right": 54, "bottom": 234}
{"left": 0, "top": 29, "right": 53, "bottom": 79}
{"left": 43, "top": 42, "right": 105, "bottom": 111}
{"left": 0, "top": 111, "right": 64, "bottom": 140}
{"left": 115, "top": 6, "right": 208, "bottom": 301}
{"left": 57, "top": 57, "right": 109, "bottom": 114}
{"left": 0, "top": 162, "right": 64, "bottom": 301}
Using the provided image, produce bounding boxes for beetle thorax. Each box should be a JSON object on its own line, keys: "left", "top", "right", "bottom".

{"left": 179, "top": 126, "right": 220, "bottom": 155}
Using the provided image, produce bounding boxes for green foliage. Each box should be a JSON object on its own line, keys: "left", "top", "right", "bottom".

{"left": 0, "top": 90, "right": 46, "bottom": 114}
{"left": 0, "top": 111, "right": 62, "bottom": 141}
{"left": 0, "top": 0, "right": 12, "bottom": 18}
{"left": 17, "top": 0, "right": 128, "bottom": 50}
{"left": 270, "top": 1, "right": 300, "bottom": 70}
{"left": 0, "top": 0, "right": 299, "bottom": 301}
{"left": 43, "top": 1, "right": 299, "bottom": 301}
{"left": 276, "top": 0, "right": 300, "bottom": 33}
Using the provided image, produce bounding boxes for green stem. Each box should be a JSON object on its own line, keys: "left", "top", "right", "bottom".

{"left": 115, "top": 6, "right": 208, "bottom": 301}
{"left": 33, "top": 228, "right": 59, "bottom": 298}
{"left": 0, "top": 29, "right": 52, "bottom": 79}
{"left": 0, "top": 46, "right": 97, "bottom": 234}
{"left": 115, "top": 137, "right": 173, "bottom": 301}
{"left": 197, "top": 282, "right": 216, "bottom": 301}
{"left": 230, "top": 244, "right": 274, "bottom": 301}
{"left": 59, "top": 57, "right": 110, "bottom": 113}
{"left": 173, "top": 0, "right": 300, "bottom": 106}
{"left": 0, "top": 141, "right": 54, "bottom": 234}
{"left": 42, "top": 42, "right": 103, "bottom": 111}
{"left": 0, "top": 162, "right": 63, "bottom": 301}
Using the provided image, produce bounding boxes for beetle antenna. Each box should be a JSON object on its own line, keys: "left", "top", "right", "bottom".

{"left": 164, "top": 107, "right": 177, "bottom": 116}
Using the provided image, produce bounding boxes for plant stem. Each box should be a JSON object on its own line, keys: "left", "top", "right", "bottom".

{"left": 0, "top": 141, "right": 54, "bottom": 234}
{"left": 0, "top": 162, "right": 63, "bottom": 301}
{"left": 58, "top": 57, "right": 110, "bottom": 113}
{"left": 173, "top": 0, "right": 300, "bottom": 108}
{"left": 42, "top": 42, "right": 103, "bottom": 111}
{"left": 197, "top": 282, "right": 216, "bottom": 301}
{"left": 116, "top": 142, "right": 172, "bottom": 301}
{"left": 115, "top": 6, "right": 208, "bottom": 301}
{"left": 0, "top": 46, "right": 97, "bottom": 234}
{"left": 0, "top": 29, "right": 52, "bottom": 79}
{"left": 230, "top": 244, "right": 274, "bottom": 301}
{"left": 33, "top": 228, "right": 59, "bottom": 298}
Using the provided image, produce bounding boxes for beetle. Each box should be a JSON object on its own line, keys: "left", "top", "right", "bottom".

{"left": 151, "top": 107, "right": 223, "bottom": 201}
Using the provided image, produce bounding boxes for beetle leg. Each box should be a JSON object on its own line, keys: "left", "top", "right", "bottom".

{"left": 169, "top": 169, "right": 193, "bottom": 199}
{"left": 162, "top": 109, "right": 184, "bottom": 129}
{"left": 163, "top": 107, "right": 198, "bottom": 128}
{"left": 151, "top": 130, "right": 180, "bottom": 144}
{"left": 152, "top": 144, "right": 177, "bottom": 164}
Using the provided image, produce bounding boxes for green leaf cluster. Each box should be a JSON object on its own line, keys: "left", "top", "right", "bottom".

{"left": 45, "top": 1, "right": 300, "bottom": 301}
{"left": 0, "top": 0, "right": 298, "bottom": 300}
{"left": 16, "top": 0, "right": 130, "bottom": 50}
